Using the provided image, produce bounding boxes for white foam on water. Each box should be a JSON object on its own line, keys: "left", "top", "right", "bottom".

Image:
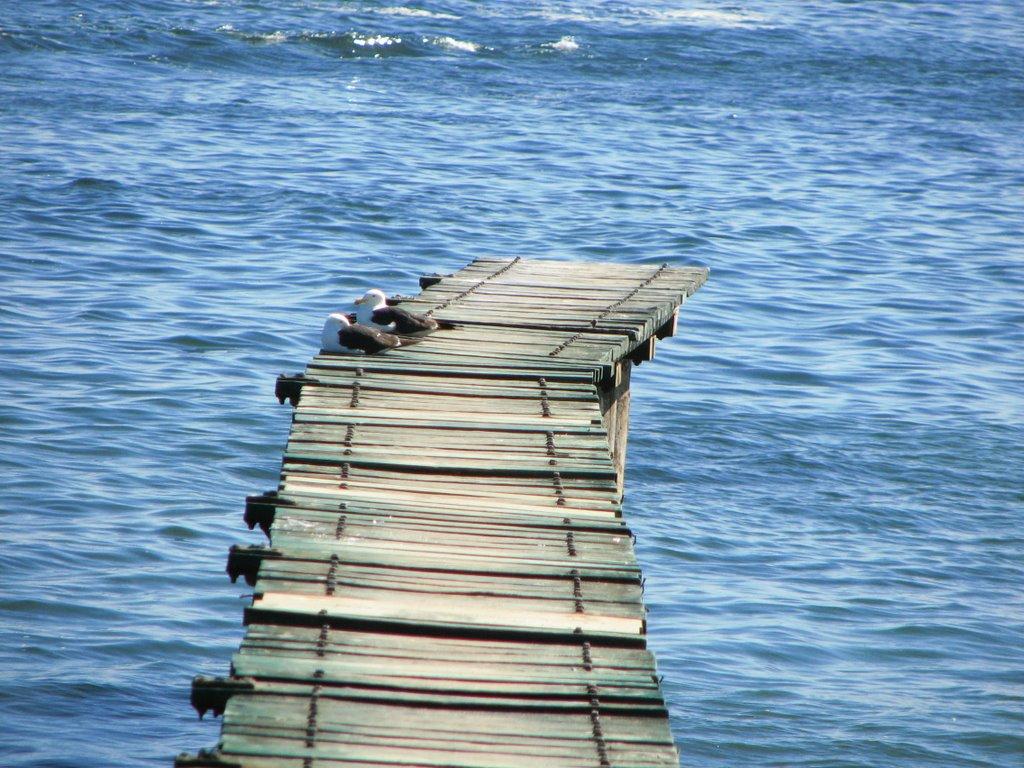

{"left": 535, "top": 12, "right": 594, "bottom": 23}
{"left": 642, "top": 8, "right": 769, "bottom": 27}
{"left": 216, "top": 25, "right": 289, "bottom": 43}
{"left": 533, "top": 6, "right": 770, "bottom": 28}
{"left": 352, "top": 34, "right": 403, "bottom": 47}
{"left": 428, "top": 35, "right": 480, "bottom": 53}
{"left": 543, "top": 35, "right": 579, "bottom": 52}
{"left": 375, "top": 6, "right": 460, "bottom": 20}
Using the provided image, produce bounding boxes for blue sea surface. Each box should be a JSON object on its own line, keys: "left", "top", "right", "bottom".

{"left": 1, "top": 1, "right": 1022, "bottom": 766}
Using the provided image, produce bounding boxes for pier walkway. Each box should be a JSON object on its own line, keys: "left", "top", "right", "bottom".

{"left": 178, "top": 257, "right": 708, "bottom": 768}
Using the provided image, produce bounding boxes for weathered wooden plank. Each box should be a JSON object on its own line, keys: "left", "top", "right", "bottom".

{"left": 250, "top": 578, "right": 644, "bottom": 618}
{"left": 256, "top": 491, "right": 628, "bottom": 532}
{"left": 216, "top": 733, "right": 676, "bottom": 768}
{"left": 291, "top": 411, "right": 608, "bottom": 435}
{"left": 281, "top": 450, "right": 617, "bottom": 481}
{"left": 287, "top": 428, "right": 609, "bottom": 449}
{"left": 251, "top": 584, "right": 644, "bottom": 623}
{"left": 288, "top": 424, "right": 610, "bottom": 443}
{"left": 285, "top": 441, "right": 611, "bottom": 465}
{"left": 216, "top": 679, "right": 665, "bottom": 713}
{"left": 247, "top": 540, "right": 640, "bottom": 580}
{"left": 279, "top": 470, "right": 621, "bottom": 501}
{"left": 307, "top": 360, "right": 602, "bottom": 385}
{"left": 302, "top": 369, "right": 599, "bottom": 392}
{"left": 435, "top": 273, "right": 696, "bottom": 291}
{"left": 270, "top": 517, "right": 630, "bottom": 551}
{"left": 299, "top": 386, "right": 599, "bottom": 406}
{"left": 412, "top": 291, "right": 681, "bottom": 315}
{"left": 232, "top": 654, "right": 659, "bottom": 693}
{"left": 271, "top": 512, "right": 631, "bottom": 547}
{"left": 220, "top": 727, "right": 678, "bottom": 767}
{"left": 354, "top": 344, "right": 619, "bottom": 368}
{"left": 299, "top": 382, "right": 603, "bottom": 400}
{"left": 246, "top": 592, "right": 645, "bottom": 642}
{"left": 282, "top": 456, "right": 614, "bottom": 481}
{"left": 251, "top": 565, "right": 642, "bottom": 604}
{"left": 311, "top": 352, "right": 609, "bottom": 375}
{"left": 286, "top": 428, "right": 612, "bottom": 453}
{"left": 265, "top": 532, "right": 635, "bottom": 565}
{"left": 281, "top": 463, "right": 618, "bottom": 488}
{"left": 226, "top": 693, "right": 674, "bottom": 739}
{"left": 277, "top": 481, "right": 622, "bottom": 518}
{"left": 279, "top": 473, "right": 620, "bottom": 504}
{"left": 260, "top": 553, "right": 637, "bottom": 583}
{"left": 253, "top": 552, "right": 640, "bottom": 581}
{"left": 298, "top": 400, "right": 602, "bottom": 421}
{"left": 295, "top": 405, "right": 601, "bottom": 428}
{"left": 268, "top": 523, "right": 632, "bottom": 559}
{"left": 287, "top": 422, "right": 610, "bottom": 440}
{"left": 221, "top": 724, "right": 635, "bottom": 758}
{"left": 265, "top": 535, "right": 636, "bottom": 571}
{"left": 277, "top": 481, "right": 620, "bottom": 517}
{"left": 240, "top": 627, "right": 655, "bottom": 669}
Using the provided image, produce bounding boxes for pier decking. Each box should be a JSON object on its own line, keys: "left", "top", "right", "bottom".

{"left": 178, "top": 257, "right": 707, "bottom": 768}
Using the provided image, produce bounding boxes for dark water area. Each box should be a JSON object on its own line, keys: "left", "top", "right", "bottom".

{"left": 1, "top": 1, "right": 1022, "bottom": 766}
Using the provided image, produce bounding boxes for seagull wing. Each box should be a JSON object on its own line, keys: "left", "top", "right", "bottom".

{"left": 374, "top": 306, "right": 438, "bottom": 334}
{"left": 339, "top": 323, "right": 403, "bottom": 354}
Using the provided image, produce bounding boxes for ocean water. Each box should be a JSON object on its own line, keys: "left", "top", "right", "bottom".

{"left": 1, "top": 1, "right": 1022, "bottom": 765}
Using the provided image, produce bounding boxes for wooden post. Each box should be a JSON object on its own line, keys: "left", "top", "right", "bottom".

{"left": 656, "top": 309, "right": 678, "bottom": 339}
{"left": 599, "top": 360, "right": 632, "bottom": 493}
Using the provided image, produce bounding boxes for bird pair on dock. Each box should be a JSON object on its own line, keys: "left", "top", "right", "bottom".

{"left": 321, "top": 288, "right": 452, "bottom": 355}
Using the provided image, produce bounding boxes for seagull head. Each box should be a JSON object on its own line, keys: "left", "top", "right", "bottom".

{"left": 355, "top": 288, "right": 388, "bottom": 308}
{"left": 329, "top": 312, "right": 351, "bottom": 326}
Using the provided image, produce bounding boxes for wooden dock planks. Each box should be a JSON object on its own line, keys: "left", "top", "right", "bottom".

{"left": 178, "top": 258, "right": 707, "bottom": 768}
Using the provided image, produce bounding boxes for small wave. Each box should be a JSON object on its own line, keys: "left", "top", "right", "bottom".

{"left": 375, "top": 6, "right": 460, "bottom": 21}
{"left": 217, "top": 25, "right": 288, "bottom": 44}
{"left": 428, "top": 35, "right": 479, "bottom": 53}
{"left": 543, "top": 35, "right": 579, "bottom": 52}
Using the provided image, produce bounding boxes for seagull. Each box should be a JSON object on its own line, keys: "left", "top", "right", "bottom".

{"left": 320, "top": 312, "right": 412, "bottom": 355}
{"left": 354, "top": 288, "right": 455, "bottom": 336}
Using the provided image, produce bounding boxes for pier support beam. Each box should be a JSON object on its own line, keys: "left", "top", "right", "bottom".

{"left": 599, "top": 361, "right": 632, "bottom": 493}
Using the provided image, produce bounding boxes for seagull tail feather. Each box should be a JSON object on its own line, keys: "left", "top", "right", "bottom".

{"left": 395, "top": 336, "right": 426, "bottom": 347}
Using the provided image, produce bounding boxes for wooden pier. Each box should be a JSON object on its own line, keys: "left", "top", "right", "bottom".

{"left": 178, "top": 257, "right": 707, "bottom": 768}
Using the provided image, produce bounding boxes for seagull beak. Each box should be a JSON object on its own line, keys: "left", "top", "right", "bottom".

{"left": 354, "top": 297, "right": 364, "bottom": 305}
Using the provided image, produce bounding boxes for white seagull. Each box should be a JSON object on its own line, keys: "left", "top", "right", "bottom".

{"left": 354, "top": 288, "right": 454, "bottom": 336}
